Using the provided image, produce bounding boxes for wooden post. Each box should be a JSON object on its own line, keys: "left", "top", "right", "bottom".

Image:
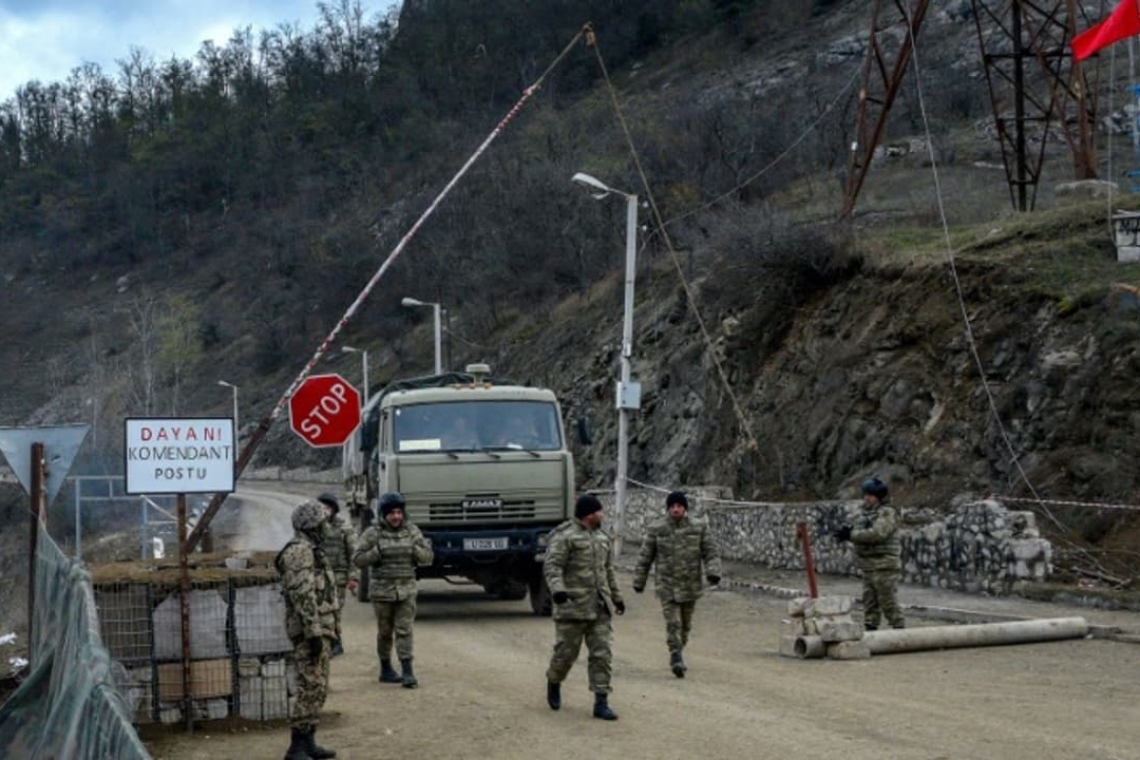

{"left": 796, "top": 522, "right": 819, "bottom": 599}
{"left": 27, "top": 442, "right": 46, "bottom": 667}
{"left": 178, "top": 493, "right": 193, "bottom": 733}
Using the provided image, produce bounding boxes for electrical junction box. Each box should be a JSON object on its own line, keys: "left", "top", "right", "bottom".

{"left": 615, "top": 381, "right": 641, "bottom": 411}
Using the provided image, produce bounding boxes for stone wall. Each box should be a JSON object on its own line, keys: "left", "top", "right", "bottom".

{"left": 600, "top": 488, "right": 1051, "bottom": 594}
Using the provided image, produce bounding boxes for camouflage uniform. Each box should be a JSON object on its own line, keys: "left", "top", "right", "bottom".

{"left": 320, "top": 513, "right": 358, "bottom": 641}
{"left": 851, "top": 499, "right": 904, "bottom": 629}
{"left": 543, "top": 518, "right": 623, "bottom": 694}
{"left": 275, "top": 518, "right": 337, "bottom": 731}
{"left": 352, "top": 516, "right": 433, "bottom": 662}
{"left": 633, "top": 513, "right": 721, "bottom": 657}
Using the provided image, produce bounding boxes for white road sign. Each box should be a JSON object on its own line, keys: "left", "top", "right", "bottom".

{"left": 124, "top": 418, "right": 235, "bottom": 494}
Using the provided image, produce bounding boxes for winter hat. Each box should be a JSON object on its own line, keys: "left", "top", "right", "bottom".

{"left": 574, "top": 494, "right": 604, "bottom": 520}
{"left": 316, "top": 492, "right": 340, "bottom": 514}
{"left": 665, "top": 491, "right": 689, "bottom": 511}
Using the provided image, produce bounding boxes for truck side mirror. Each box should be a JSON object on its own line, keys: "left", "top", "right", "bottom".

{"left": 576, "top": 416, "right": 593, "bottom": 446}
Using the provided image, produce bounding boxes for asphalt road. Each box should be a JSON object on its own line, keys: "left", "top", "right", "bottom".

{"left": 142, "top": 481, "right": 1140, "bottom": 760}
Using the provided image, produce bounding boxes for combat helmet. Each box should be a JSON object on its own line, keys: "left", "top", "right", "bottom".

{"left": 292, "top": 500, "right": 327, "bottom": 532}
{"left": 316, "top": 492, "right": 340, "bottom": 513}
{"left": 860, "top": 477, "right": 888, "bottom": 500}
{"left": 378, "top": 491, "right": 406, "bottom": 517}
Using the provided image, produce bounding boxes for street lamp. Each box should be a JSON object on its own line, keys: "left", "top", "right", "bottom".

{"left": 571, "top": 171, "right": 642, "bottom": 558}
{"left": 217, "top": 380, "right": 239, "bottom": 450}
{"left": 342, "top": 345, "right": 370, "bottom": 404}
{"left": 401, "top": 296, "right": 443, "bottom": 375}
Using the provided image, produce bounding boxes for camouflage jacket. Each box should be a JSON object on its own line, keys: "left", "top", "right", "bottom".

{"left": 851, "top": 501, "right": 901, "bottom": 572}
{"left": 633, "top": 514, "right": 722, "bottom": 602}
{"left": 544, "top": 518, "right": 623, "bottom": 621}
{"left": 275, "top": 532, "right": 337, "bottom": 642}
{"left": 352, "top": 519, "right": 433, "bottom": 602}
{"left": 320, "top": 514, "right": 358, "bottom": 586}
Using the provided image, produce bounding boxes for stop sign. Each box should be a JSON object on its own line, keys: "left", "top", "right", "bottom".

{"left": 289, "top": 373, "right": 362, "bottom": 448}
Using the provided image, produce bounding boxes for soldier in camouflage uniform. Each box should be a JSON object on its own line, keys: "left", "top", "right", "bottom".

{"left": 632, "top": 491, "right": 722, "bottom": 678}
{"left": 544, "top": 494, "right": 625, "bottom": 721}
{"left": 835, "top": 477, "right": 905, "bottom": 630}
{"left": 317, "top": 493, "right": 358, "bottom": 657}
{"left": 352, "top": 491, "right": 433, "bottom": 688}
{"left": 275, "top": 500, "right": 338, "bottom": 760}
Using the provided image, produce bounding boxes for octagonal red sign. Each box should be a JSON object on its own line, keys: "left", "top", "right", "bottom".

{"left": 289, "top": 373, "right": 362, "bottom": 448}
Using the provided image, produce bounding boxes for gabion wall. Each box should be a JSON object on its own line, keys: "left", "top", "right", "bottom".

{"left": 603, "top": 488, "right": 1051, "bottom": 594}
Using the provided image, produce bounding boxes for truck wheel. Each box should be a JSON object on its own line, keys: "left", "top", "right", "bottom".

{"left": 529, "top": 576, "right": 552, "bottom": 616}
{"left": 497, "top": 580, "right": 528, "bottom": 601}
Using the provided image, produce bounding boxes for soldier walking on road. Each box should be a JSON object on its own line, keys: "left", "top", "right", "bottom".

{"left": 317, "top": 493, "right": 358, "bottom": 657}
{"left": 275, "top": 500, "right": 338, "bottom": 760}
{"left": 835, "top": 477, "right": 905, "bottom": 630}
{"left": 544, "top": 494, "right": 625, "bottom": 721}
{"left": 353, "top": 491, "right": 433, "bottom": 688}
{"left": 632, "top": 491, "right": 722, "bottom": 678}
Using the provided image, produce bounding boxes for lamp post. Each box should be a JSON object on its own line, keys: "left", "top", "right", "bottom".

{"left": 217, "top": 380, "right": 239, "bottom": 450}
{"left": 571, "top": 171, "right": 641, "bottom": 558}
{"left": 342, "top": 345, "right": 370, "bottom": 404}
{"left": 401, "top": 296, "right": 443, "bottom": 375}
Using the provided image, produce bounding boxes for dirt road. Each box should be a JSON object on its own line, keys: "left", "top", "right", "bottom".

{"left": 142, "top": 570, "right": 1140, "bottom": 760}
{"left": 145, "top": 482, "right": 1140, "bottom": 760}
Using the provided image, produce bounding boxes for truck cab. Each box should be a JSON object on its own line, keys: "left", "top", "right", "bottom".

{"left": 344, "top": 364, "right": 572, "bottom": 614}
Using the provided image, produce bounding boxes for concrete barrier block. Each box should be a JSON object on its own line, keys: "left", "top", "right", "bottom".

{"left": 807, "top": 595, "right": 853, "bottom": 616}
{"left": 234, "top": 584, "right": 293, "bottom": 656}
{"left": 817, "top": 619, "right": 864, "bottom": 643}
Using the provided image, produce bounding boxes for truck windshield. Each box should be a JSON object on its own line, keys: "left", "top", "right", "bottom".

{"left": 393, "top": 400, "right": 562, "bottom": 452}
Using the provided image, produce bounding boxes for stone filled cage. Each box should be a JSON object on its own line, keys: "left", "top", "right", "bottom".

{"left": 91, "top": 552, "right": 297, "bottom": 725}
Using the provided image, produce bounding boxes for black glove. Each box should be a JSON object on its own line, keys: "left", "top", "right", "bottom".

{"left": 307, "top": 637, "right": 323, "bottom": 659}
{"left": 632, "top": 584, "right": 645, "bottom": 594}
{"left": 614, "top": 600, "right": 626, "bottom": 615}
{"left": 552, "top": 590, "right": 570, "bottom": 605}
{"left": 706, "top": 574, "right": 721, "bottom": 586}
{"left": 834, "top": 525, "right": 853, "bottom": 543}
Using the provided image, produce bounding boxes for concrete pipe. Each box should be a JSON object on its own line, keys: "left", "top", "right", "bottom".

{"left": 863, "top": 617, "right": 1089, "bottom": 656}
{"left": 794, "top": 635, "right": 826, "bottom": 659}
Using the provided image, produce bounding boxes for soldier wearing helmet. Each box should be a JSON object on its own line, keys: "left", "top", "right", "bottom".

{"left": 834, "top": 477, "right": 904, "bottom": 630}
{"left": 352, "top": 491, "right": 433, "bottom": 688}
{"left": 316, "top": 492, "right": 358, "bottom": 657}
{"left": 275, "top": 500, "right": 338, "bottom": 760}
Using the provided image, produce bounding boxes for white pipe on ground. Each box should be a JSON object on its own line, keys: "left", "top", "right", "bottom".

{"left": 863, "top": 617, "right": 1089, "bottom": 655}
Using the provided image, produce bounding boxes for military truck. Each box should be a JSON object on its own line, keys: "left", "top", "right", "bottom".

{"left": 342, "top": 364, "right": 577, "bottom": 615}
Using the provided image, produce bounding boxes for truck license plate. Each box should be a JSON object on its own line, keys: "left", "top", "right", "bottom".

{"left": 464, "top": 537, "right": 509, "bottom": 551}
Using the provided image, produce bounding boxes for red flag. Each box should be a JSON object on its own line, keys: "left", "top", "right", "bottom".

{"left": 1072, "top": 0, "right": 1140, "bottom": 61}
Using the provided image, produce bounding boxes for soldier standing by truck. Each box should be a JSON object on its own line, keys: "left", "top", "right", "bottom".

{"left": 317, "top": 493, "right": 358, "bottom": 657}
{"left": 543, "top": 494, "right": 625, "bottom": 721}
{"left": 353, "top": 491, "right": 434, "bottom": 688}
{"left": 632, "top": 490, "right": 722, "bottom": 678}
{"left": 275, "top": 501, "right": 338, "bottom": 760}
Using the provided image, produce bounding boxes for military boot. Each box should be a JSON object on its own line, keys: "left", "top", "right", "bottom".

{"left": 379, "top": 659, "right": 402, "bottom": 683}
{"left": 400, "top": 657, "right": 418, "bottom": 689}
{"left": 303, "top": 727, "right": 337, "bottom": 759}
{"left": 670, "top": 652, "right": 687, "bottom": 678}
{"left": 331, "top": 639, "right": 344, "bottom": 657}
{"left": 283, "top": 727, "right": 309, "bottom": 760}
{"left": 592, "top": 693, "right": 618, "bottom": 721}
{"left": 547, "top": 681, "right": 561, "bottom": 711}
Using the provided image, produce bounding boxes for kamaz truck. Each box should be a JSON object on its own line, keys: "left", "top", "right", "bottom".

{"left": 342, "top": 364, "right": 576, "bottom": 615}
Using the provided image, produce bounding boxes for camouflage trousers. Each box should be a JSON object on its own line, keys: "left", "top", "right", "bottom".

{"left": 373, "top": 597, "right": 417, "bottom": 661}
{"left": 545, "top": 617, "right": 613, "bottom": 694}
{"left": 862, "top": 569, "right": 904, "bottom": 629}
{"left": 290, "top": 636, "right": 331, "bottom": 730}
{"left": 659, "top": 598, "right": 697, "bottom": 655}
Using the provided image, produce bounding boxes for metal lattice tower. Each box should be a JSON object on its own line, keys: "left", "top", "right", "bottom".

{"left": 972, "top": 0, "right": 1103, "bottom": 211}
{"left": 841, "top": 1, "right": 1105, "bottom": 217}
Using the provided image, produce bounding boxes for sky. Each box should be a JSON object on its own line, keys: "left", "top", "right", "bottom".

{"left": 0, "top": 1, "right": 335, "bottom": 103}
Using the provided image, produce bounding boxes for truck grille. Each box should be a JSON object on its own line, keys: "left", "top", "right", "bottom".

{"left": 428, "top": 499, "right": 536, "bottom": 521}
